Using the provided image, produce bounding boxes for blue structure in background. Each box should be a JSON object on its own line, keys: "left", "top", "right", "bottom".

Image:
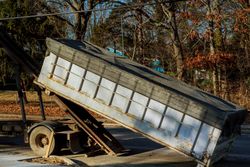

{"left": 151, "top": 58, "right": 165, "bottom": 73}
{"left": 107, "top": 48, "right": 164, "bottom": 73}
{"left": 107, "top": 47, "right": 128, "bottom": 58}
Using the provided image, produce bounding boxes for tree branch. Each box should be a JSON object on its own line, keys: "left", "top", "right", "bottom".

{"left": 63, "top": 0, "right": 77, "bottom": 11}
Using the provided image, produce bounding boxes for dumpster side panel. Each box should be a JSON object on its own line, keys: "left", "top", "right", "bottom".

{"left": 37, "top": 52, "right": 222, "bottom": 164}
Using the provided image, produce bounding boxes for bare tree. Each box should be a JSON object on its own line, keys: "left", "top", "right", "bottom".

{"left": 48, "top": 0, "right": 109, "bottom": 40}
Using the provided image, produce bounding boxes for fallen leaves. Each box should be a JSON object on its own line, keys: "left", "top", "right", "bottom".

{"left": 0, "top": 101, "right": 66, "bottom": 117}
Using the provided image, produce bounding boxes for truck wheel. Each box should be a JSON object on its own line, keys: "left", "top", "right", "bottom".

{"left": 29, "top": 126, "right": 59, "bottom": 156}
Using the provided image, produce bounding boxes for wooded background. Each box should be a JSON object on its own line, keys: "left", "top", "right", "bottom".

{"left": 0, "top": 0, "right": 249, "bottom": 110}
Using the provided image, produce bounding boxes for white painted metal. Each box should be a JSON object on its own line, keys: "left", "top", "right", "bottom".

{"left": 52, "top": 57, "right": 70, "bottom": 83}
{"left": 193, "top": 123, "right": 214, "bottom": 159}
{"left": 111, "top": 85, "right": 133, "bottom": 112}
{"left": 178, "top": 115, "right": 202, "bottom": 152}
{"left": 37, "top": 52, "right": 225, "bottom": 166}
{"left": 144, "top": 99, "right": 166, "bottom": 128}
{"left": 128, "top": 92, "right": 148, "bottom": 119}
{"left": 66, "top": 64, "right": 85, "bottom": 90}
{"left": 81, "top": 71, "right": 100, "bottom": 98}
{"left": 161, "top": 107, "right": 183, "bottom": 135}
{"left": 96, "top": 78, "right": 116, "bottom": 105}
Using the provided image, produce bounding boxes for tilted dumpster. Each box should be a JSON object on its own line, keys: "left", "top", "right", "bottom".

{"left": 36, "top": 38, "right": 247, "bottom": 166}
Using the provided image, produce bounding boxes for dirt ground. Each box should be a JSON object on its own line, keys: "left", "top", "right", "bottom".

{"left": 0, "top": 91, "right": 112, "bottom": 123}
{"left": 24, "top": 157, "right": 68, "bottom": 165}
{"left": 0, "top": 101, "right": 66, "bottom": 117}
{"left": 0, "top": 91, "right": 64, "bottom": 116}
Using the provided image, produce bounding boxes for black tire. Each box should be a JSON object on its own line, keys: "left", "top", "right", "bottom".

{"left": 29, "top": 126, "right": 60, "bottom": 156}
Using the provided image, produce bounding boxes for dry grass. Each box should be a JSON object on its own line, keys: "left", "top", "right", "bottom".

{"left": 0, "top": 91, "right": 53, "bottom": 102}
{"left": 226, "top": 88, "right": 250, "bottom": 111}
{"left": 24, "top": 157, "right": 70, "bottom": 166}
{"left": 0, "top": 91, "right": 66, "bottom": 117}
{"left": 0, "top": 91, "right": 107, "bottom": 122}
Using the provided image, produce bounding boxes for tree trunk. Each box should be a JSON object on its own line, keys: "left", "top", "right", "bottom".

{"left": 71, "top": 0, "right": 93, "bottom": 41}
{"left": 169, "top": 4, "right": 184, "bottom": 80}
{"left": 172, "top": 37, "right": 184, "bottom": 80}
{"left": 207, "top": 0, "right": 220, "bottom": 95}
{"left": 136, "top": 0, "right": 144, "bottom": 62}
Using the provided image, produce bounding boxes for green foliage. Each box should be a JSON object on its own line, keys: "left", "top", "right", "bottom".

{"left": 214, "top": 28, "right": 223, "bottom": 50}
{"left": 166, "top": 71, "right": 177, "bottom": 77}
{"left": 0, "top": 49, "right": 15, "bottom": 83}
{"left": 196, "top": 79, "right": 213, "bottom": 91}
{"left": 91, "top": 23, "right": 110, "bottom": 47}
{"left": 0, "top": 0, "right": 66, "bottom": 87}
{"left": 90, "top": 8, "right": 134, "bottom": 52}
{"left": 246, "top": 77, "right": 250, "bottom": 90}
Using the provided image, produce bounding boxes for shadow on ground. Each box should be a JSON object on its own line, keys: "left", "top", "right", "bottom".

{"left": 108, "top": 127, "right": 164, "bottom": 155}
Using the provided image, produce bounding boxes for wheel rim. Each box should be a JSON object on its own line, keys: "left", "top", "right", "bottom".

{"left": 29, "top": 126, "right": 57, "bottom": 156}
{"left": 35, "top": 134, "right": 49, "bottom": 148}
